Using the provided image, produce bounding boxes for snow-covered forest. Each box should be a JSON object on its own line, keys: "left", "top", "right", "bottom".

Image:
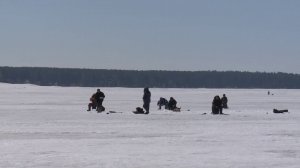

{"left": 1, "top": 67, "right": 300, "bottom": 88}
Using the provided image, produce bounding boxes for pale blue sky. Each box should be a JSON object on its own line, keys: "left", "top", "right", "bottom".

{"left": 1, "top": 0, "right": 300, "bottom": 73}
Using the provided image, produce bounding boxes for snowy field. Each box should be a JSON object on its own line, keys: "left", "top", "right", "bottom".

{"left": 0, "top": 83, "right": 299, "bottom": 168}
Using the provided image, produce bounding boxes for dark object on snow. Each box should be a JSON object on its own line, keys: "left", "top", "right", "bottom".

{"left": 97, "top": 106, "right": 105, "bottom": 113}
{"left": 133, "top": 107, "right": 146, "bottom": 114}
{"left": 172, "top": 107, "right": 181, "bottom": 112}
{"left": 109, "top": 111, "right": 123, "bottom": 113}
{"left": 157, "top": 97, "right": 168, "bottom": 110}
{"left": 273, "top": 109, "right": 288, "bottom": 113}
{"left": 212, "top": 95, "right": 223, "bottom": 114}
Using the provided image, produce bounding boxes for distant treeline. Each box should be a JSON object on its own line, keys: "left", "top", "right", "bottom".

{"left": 0, "top": 66, "right": 300, "bottom": 88}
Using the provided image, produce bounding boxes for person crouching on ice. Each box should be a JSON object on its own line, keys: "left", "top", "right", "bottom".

{"left": 168, "top": 97, "right": 177, "bottom": 111}
{"left": 157, "top": 97, "right": 168, "bottom": 110}
{"left": 212, "top": 95, "right": 223, "bottom": 114}
{"left": 87, "top": 89, "right": 105, "bottom": 112}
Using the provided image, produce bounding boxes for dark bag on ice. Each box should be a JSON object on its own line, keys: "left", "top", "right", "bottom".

{"left": 133, "top": 107, "right": 145, "bottom": 114}
{"left": 172, "top": 107, "right": 181, "bottom": 112}
{"left": 273, "top": 109, "right": 288, "bottom": 113}
{"left": 137, "top": 107, "right": 144, "bottom": 113}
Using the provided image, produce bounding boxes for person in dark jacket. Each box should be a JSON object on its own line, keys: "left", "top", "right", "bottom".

{"left": 87, "top": 89, "right": 105, "bottom": 112}
{"left": 143, "top": 88, "right": 151, "bottom": 114}
{"left": 212, "top": 95, "right": 223, "bottom": 114}
{"left": 221, "top": 94, "right": 228, "bottom": 109}
{"left": 168, "top": 97, "right": 177, "bottom": 111}
{"left": 87, "top": 94, "right": 97, "bottom": 111}
{"left": 157, "top": 97, "right": 168, "bottom": 110}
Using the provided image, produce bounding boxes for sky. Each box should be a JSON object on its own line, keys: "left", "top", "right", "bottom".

{"left": 0, "top": 0, "right": 300, "bottom": 74}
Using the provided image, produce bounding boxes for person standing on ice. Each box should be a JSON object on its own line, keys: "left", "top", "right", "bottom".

{"left": 221, "top": 94, "right": 228, "bottom": 109}
{"left": 87, "top": 89, "right": 105, "bottom": 112}
{"left": 143, "top": 87, "right": 151, "bottom": 114}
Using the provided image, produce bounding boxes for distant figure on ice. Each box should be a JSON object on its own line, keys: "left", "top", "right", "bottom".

{"left": 143, "top": 87, "right": 151, "bottom": 114}
{"left": 87, "top": 89, "right": 105, "bottom": 112}
{"left": 212, "top": 95, "right": 223, "bottom": 114}
{"left": 168, "top": 97, "right": 180, "bottom": 111}
{"left": 157, "top": 97, "right": 168, "bottom": 110}
{"left": 268, "top": 91, "right": 270, "bottom": 95}
{"left": 168, "top": 97, "right": 177, "bottom": 110}
{"left": 221, "top": 94, "right": 228, "bottom": 109}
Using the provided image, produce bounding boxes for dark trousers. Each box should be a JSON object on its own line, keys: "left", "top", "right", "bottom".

{"left": 96, "top": 99, "right": 104, "bottom": 112}
{"left": 212, "top": 105, "right": 223, "bottom": 114}
{"left": 88, "top": 99, "right": 97, "bottom": 111}
{"left": 143, "top": 103, "right": 150, "bottom": 114}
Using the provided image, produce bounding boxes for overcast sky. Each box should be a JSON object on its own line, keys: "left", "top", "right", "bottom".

{"left": 1, "top": 0, "right": 300, "bottom": 73}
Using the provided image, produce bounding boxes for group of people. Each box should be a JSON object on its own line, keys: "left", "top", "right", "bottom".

{"left": 157, "top": 97, "right": 180, "bottom": 111}
{"left": 87, "top": 87, "right": 152, "bottom": 114}
{"left": 87, "top": 88, "right": 229, "bottom": 115}
{"left": 87, "top": 89, "right": 105, "bottom": 112}
{"left": 211, "top": 94, "right": 228, "bottom": 114}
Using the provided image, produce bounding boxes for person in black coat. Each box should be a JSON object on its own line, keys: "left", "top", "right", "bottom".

{"left": 221, "top": 94, "right": 228, "bottom": 109}
{"left": 157, "top": 97, "right": 168, "bottom": 110}
{"left": 87, "top": 94, "right": 97, "bottom": 111}
{"left": 168, "top": 97, "right": 177, "bottom": 111}
{"left": 212, "top": 95, "right": 223, "bottom": 114}
{"left": 143, "top": 88, "right": 151, "bottom": 114}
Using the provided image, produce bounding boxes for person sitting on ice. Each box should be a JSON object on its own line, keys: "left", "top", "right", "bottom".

{"left": 87, "top": 89, "right": 105, "bottom": 112}
{"left": 212, "top": 95, "right": 223, "bottom": 114}
{"left": 221, "top": 94, "right": 228, "bottom": 109}
{"left": 87, "top": 94, "right": 97, "bottom": 111}
{"left": 167, "top": 97, "right": 177, "bottom": 110}
{"left": 157, "top": 97, "right": 168, "bottom": 110}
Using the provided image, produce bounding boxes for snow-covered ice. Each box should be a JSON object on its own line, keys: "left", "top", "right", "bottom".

{"left": 0, "top": 83, "right": 299, "bottom": 168}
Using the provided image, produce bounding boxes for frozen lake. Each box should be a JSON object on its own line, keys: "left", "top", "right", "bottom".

{"left": 0, "top": 83, "right": 299, "bottom": 168}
